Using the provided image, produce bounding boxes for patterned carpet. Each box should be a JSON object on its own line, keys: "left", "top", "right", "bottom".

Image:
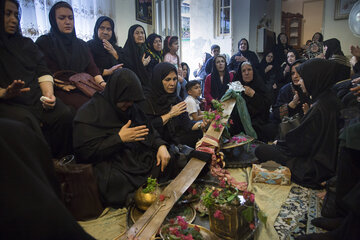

{"left": 274, "top": 186, "right": 324, "bottom": 240}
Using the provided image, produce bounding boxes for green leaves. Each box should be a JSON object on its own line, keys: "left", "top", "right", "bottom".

{"left": 142, "top": 177, "right": 158, "bottom": 193}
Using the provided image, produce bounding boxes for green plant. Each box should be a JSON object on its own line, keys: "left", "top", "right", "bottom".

{"left": 142, "top": 177, "right": 158, "bottom": 193}
{"left": 163, "top": 216, "right": 203, "bottom": 240}
{"left": 203, "top": 99, "right": 232, "bottom": 132}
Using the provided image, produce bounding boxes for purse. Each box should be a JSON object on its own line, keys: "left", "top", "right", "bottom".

{"left": 279, "top": 113, "right": 301, "bottom": 140}
{"left": 53, "top": 155, "right": 104, "bottom": 221}
{"left": 69, "top": 72, "right": 104, "bottom": 97}
{"left": 53, "top": 71, "right": 104, "bottom": 97}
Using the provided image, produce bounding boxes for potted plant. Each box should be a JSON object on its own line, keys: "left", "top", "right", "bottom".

{"left": 160, "top": 216, "right": 204, "bottom": 240}
{"left": 134, "top": 177, "right": 161, "bottom": 211}
{"left": 200, "top": 179, "right": 266, "bottom": 240}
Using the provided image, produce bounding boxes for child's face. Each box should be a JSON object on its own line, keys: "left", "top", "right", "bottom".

{"left": 188, "top": 84, "right": 202, "bottom": 97}
{"left": 170, "top": 40, "right": 179, "bottom": 52}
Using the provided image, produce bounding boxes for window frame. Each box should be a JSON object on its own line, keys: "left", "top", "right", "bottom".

{"left": 215, "top": 0, "right": 231, "bottom": 38}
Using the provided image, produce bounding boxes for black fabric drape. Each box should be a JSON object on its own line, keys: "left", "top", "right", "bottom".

{"left": 73, "top": 68, "right": 168, "bottom": 207}
{"left": 0, "top": 118, "right": 94, "bottom": 240}
{"left": 119, "top": 24, "right": 150, "bottom": 91}
{"left": 87, "top": 16, "right": 121, "bottom": 79}
{"left": 35, "top": 1, "right": 90, "bottom": 72}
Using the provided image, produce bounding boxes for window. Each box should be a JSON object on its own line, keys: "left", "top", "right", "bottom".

{"left": 216, "top": 0, "right": 231, "bottom": 36}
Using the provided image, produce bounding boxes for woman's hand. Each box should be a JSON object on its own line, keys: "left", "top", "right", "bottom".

{"left": 41, "top": 94, "right": 56, "bottom": 109}
{"left": 288, "top": 91, "right": 300, "bottom": 109}
{"left": 0, "top": 80, "right": 30, "bottom": 99}
{"left": 109, "top": 63, "right": 123, "bottom": 74}
{"left": 244, "top": 86, "right": 255, "bottom": 97}
{"left": 156, "top": 145, "right": 171, "bottom": 172}
{"left": 235, "top": 55, "right": 248, "bottom": 62}
{"left": 54, "top": 78, "right": 76, "bottom": 91}
{"left": 302, "top": 103, "right": 310, "bottom": 115}
{"left": 142, "top": 53, "right": 151, "bottom": 66}
{"left": 118, "top": 120, "right": 149, "bottom": 142}
{"left": 103, "top": 39, "right": 118, "bottom": 59}
{"left": 168, "top": 101, "right": 187, "bottom": 118}
{"left": 265, "top": 65, "right": 273, "bottom": 73}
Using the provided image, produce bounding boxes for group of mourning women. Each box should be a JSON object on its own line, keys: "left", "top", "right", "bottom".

{"left": 1, "top": 1, "right": 360, "bottom": 238}
{"left": 0, "top": 0, "right": 204, "bottom": 209}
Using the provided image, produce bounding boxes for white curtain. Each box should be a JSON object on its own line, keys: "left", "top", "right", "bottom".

{"left": 19, "top": 0, "right": 114, "bottom": 42}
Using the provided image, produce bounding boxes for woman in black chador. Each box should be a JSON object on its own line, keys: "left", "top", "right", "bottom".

{"left": 119, "top": 24, "right": 150, "bottom": 92}
{"left": 255, "top": 58, "right": 340, "bottom": 188}
{"left": 228, "top": 38, "right": 259, "bottom": 71}
{"left": 87, "top": 16, "right": 123, "bottom": 81}
{"left": 0, "top": 0, "right": 73, "bottom": 158}
{"left": 73, "top": 68, "right": 175, "bottom": 208}
{"left": 141, "top": 62, "right": 204, "bottom": 148}
{"left": 36, "top": 1, "right": 105, "bottom": 110}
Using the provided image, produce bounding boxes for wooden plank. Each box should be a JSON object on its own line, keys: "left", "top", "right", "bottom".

{"left": 117, "top": 98, "right": 236, "bottom": 240}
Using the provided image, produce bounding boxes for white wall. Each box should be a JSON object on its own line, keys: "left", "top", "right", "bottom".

{"left": 282, "top": 0, "right": 304, "bottom": 14}
{"left": 114, "top": 0, "right": 153, "bottom": 47}
{"left": 232, "top": 0, "right": 250, "bottom": 54}
{"left": 303, "top": 0, "right": 323, "bottom": 45}
{"left": 323, "top": 0, "right": 359, "bottom": 56}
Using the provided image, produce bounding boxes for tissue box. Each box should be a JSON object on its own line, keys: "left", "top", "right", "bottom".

{"left": 251, "top": 161, "right": 291, "bottom": 185}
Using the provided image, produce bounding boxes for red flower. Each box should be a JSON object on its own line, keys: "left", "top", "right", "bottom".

{"left": 214, "top": 210, "right": 225, "bottom": 220}
{"left": 229, "top": 119, "right": 234, "bottom": 125}
{"left": 177, "top": 216, "right": 188, "bottom": 230}
{"left": 250, "top": 193, "right": 255, "bottom": 203}
{"left": 159, "top": 194, "right": 165, "bottom": 201}
{"left": 169, "top": 218, "right": 175, "bottom": 225}
{"left": 219, "top": 179, "right": 226, "bottom": 188}
{"left": 183, "top": 234, "right": 194, "bottom": 240}
{"left": 194, "top": 225, "right": 200, "bottom": 232}
{"left": 192, "top": 188, "right": 197, "bottom": 195}
{"left": 211, "top": 189, "right": 219, "bottom": 198}
{"left": 249, "top": 223, "right": 255, "bottom": 230}
{"left": 169, "top": 227, "right": 180, "bottom": 236}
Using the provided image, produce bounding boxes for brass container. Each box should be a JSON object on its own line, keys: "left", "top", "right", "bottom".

{"left": 209, "top": 203, "right": 253, "bottom": 240}
{"left": 134, "top": 185, "right": 161, "bottom": 211}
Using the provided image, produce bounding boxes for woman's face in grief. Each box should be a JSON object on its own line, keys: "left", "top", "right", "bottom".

{"left": 133, "top": 26, "right": 145, "bottom": 44}
{"left": 4, "top": 0, "right": 18, "bottom": 35}
{"left": 265, "top": 52, "right": 274, "bottom": 63}
{"left": 170, "top": 40, "right": 179, "bottom": 52}
{"left": 55, "top": 7, "right": 74, "bottom": 34}
{"left": 239, "top": 40, "right": 248, "bottom": 51}
{"left": 162, "top": 71, "right": 178, "bottom": 94}
{"left": 291, "top": 64, "right": 301, "bottom": 85}
{"left": 153, "top": 37, "right": 162, "bottom": 51}
{"left": 241, "top": 64, "right": 254, "bottom": 83}
{"left": 280, "top": 34, "right": 287, "bottom": 45}
{"left": 116, "top": 101, "right": 134, "bottom": 111}
{"left": 182, "top": 65, "right": 188, "bottom": 78}
{"left": 312, "top": 33, "right": 321, "bottom": 42}
{"left": 287, "top": 52, "right": 296, "bottom": 64}
{"left": 98, "top": 20, "right": 112, "bottom": 41}
{"left": 215, "top": 57, "right": 226, "bottom": 72}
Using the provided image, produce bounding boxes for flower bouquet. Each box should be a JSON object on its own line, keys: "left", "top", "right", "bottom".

{"left": 203, "top": 99, "right": 232, "bottom": 132}
{"left": 160, "top": 216, "right": 204, "bottom": 240}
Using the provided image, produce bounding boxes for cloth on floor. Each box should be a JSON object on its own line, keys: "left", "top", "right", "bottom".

{"left": 78, "top": 208, "right": 127, "bottom": 240}
{"left": 228, "top": 167, "right": 292, "bottom": 240}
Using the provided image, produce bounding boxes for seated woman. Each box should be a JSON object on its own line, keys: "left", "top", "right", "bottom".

{"left": 141, "top": 62, "right": 204, "bottom": 148}
{"left": 228, "top": 38, "right": 259, "bottom": 71}
{"left": 145, "top": 33, "right": 163, "bottom": 74}
{"left": 73, "top": 68, "right": 175, "bottom": 208}
{"left": 204, "top": 54, "right": 234, "bottom": 110}
{"left": 273, "top": 33, "right": 293, "bottom": 69}
{"left": 323, "top": 38, "right": 351, "bottom": 82}
{"left": 271, "top": 59, "right": 307, "bottom": 123}
{"left": 258, "top": 50, "right": 279, "bottom": 94}
{"left": 255, "top": 59, "right": 340, "bottom": 189}
{"left": 87, "top": 16, "right": 123, "bottom": 82}
{"left": 36, "top": 1, "right": 105, "bottom": 110}
{"left": 234, "top": 61, "right": 272, "bottom": 141}
{"left": 120, "top": 24, "right": 151, "bottom": 92}
{"left": 0, "top": 0, "right": 73, "bottom": 158}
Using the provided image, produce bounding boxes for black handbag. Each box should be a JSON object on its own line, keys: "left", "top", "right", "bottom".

{"left": 279, "top": 113, "right": 301, "bottom": 140}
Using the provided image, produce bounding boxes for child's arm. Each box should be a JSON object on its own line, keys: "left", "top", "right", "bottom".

{"left": 190, "top": 110, "right": 203, "bottom": 121}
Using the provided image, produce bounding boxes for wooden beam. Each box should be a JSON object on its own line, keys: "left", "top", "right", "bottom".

{"left": 117, "top": 99, "right": 236, "bottom": 240}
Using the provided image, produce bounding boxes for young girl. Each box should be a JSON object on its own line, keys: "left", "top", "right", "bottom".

{"left": 163, "top": 36, "right": 180, "bottom": 67}
{"left": 164, "top": 36, "right": 186, "bottom": 98}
